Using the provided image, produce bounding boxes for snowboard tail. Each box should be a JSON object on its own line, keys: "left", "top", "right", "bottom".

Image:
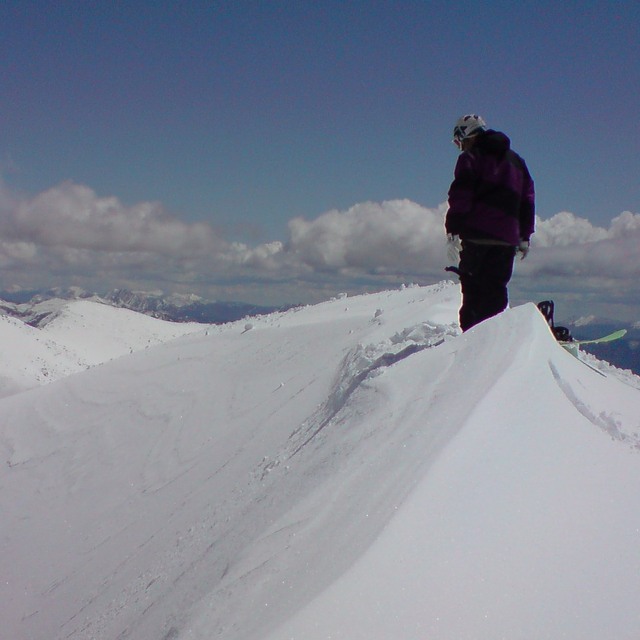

{"left": 560, "top": 329, "right": 627, "bottom": 346}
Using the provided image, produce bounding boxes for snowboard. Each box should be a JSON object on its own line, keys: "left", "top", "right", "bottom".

{"left": 559, "top": 329, "right": 627, "bottom": 346}
{"left": 536, "top": 300, "right": 627, "bottom": 372}
{"left": 559, "top": 329, "right": 627, "bottom": 362}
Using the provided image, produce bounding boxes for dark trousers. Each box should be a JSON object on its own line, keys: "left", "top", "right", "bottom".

{"left": 458, "top": 241, "right": 516, "bottom": 331}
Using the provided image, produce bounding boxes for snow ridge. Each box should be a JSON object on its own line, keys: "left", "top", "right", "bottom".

{"left": 2, "top": 284, "right": 640, "bottom": 640}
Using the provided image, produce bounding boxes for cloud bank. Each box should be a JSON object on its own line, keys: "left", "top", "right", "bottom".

{"left": 1, "top": 181, "right": 223, "bottom": 256}
{"left": 1, "top": 180, "right": 639, "bottom": 317}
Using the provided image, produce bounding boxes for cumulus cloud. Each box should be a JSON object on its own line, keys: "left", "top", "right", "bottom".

{"left": 524, "top": 210, "right": 640, "bottom": 279}
{"left": 533, "top": 211, "right": 608, "bottom": 246}
{"left": 533, "top": 210, "right": 640, "bottom": 248}
{"left": 285, "top": 200, "right": 448, "bottom": 273}
{"left": 0, "top": 181, "right": 223, "bottom": 256}
{"left": 0, "top": 180, "right": 252, "bottom": 292}
{"left": 1, "top": 179, "right": 639, "bottom": 317}
{"left": 508, "top": 209, "right": 640, "bottom": 319}
{"left": 0, "top": 239, "right": 38, "bottom": 267}
{"left": 233, "top": 240, "right": 288, "bottom": 270}
{"left": 608, "top": 211, "right": 640, "bottom": 237}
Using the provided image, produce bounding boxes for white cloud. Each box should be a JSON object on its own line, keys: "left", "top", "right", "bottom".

{"left": 533, "top": 211, "right": 608, "bottom": 246}
{"left": 233, "top": 240, "right": 288, "bottom": 270}
{"left": 532, "top": 210, "right": 640, "bottom": 249}
{"left": 608, "top": 211, "right": 640, "bottom": 238}
{"left": 286, "top": 200, "right": 448, "bottom": 273}
{"left": 1, "top": 179, "right": 639, "bottom": 318}
{"left": 525, "top": 214, "right": 640, "bottom": 279}
{"left": 1, "top": 181, "right": 224, "bottom": 256}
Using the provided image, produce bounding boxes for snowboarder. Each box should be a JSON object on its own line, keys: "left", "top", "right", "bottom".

{"left": 445, "top": 114, "right": 535, "bottom": 331}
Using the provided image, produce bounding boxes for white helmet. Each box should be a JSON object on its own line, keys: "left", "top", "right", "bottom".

{"left": 453, "top": 114, "right": 487, "bottom": 147}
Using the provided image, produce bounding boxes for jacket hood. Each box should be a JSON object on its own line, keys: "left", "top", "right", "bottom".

{"left": 475, "top": 129, "right": 511, "bottom": 156}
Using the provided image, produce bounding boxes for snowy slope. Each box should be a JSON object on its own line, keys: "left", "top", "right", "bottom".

{"left": 39, "top": 300, "right": 204, "bottom": 365}
{"left": 0, "top": 314, "right": 82, "bottom": 395}
{"left": 0, "top": 300, "right": 202, "bottom": 396}
{"left": 1, "top": 283, "right": 639, "bottom": 640}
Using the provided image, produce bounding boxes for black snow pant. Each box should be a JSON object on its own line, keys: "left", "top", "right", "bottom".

{"left": 457, "top": 240, "right": 516, "bottom": 332}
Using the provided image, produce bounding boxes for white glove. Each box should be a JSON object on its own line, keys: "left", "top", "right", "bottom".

{"left": 517, "top": 240, "right": 530, "bottom": 260}
{"left": 446, "top": 234, "right": 461, "bottom": 263}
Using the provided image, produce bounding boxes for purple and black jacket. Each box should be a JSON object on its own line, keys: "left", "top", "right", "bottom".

{"left": 445, "top": 130, "right": 535, "bottom": 245}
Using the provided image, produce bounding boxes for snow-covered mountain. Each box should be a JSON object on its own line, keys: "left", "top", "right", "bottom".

{"left": 5, "top": 287, "right": 639, "bottom": 376}
{"left": 1, "top": 287, "right": 279, "bottom": 324}
{"left": 0, "top": 299, "right": 203, "bottom": 397}
{"left": 1, "top": 282, "right": 639, "bottom": 640}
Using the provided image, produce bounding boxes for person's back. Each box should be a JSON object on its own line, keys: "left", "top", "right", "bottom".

{"left": 446, "top": 127, "right": 535, "bottom": 246}
{"left": 445, "top": 114, "right": 535, "bottom": 331}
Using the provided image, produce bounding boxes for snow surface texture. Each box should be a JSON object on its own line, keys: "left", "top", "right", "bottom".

{"left": 1, "top": 282, "right": 640, "bottom": 640}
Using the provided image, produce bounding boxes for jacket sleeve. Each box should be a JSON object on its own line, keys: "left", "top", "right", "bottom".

{"left": 445, "top": 153, "right": 476, "bottom": 236}
{"left": 519, "top": 165, "right": 535, "bottom": 241}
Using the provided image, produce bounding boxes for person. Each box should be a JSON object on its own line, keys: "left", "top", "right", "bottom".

{"left": 445, "top": 114, "right": 535, "bottom": 331}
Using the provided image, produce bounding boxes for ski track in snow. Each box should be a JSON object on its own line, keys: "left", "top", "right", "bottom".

{"left": 549, "top": 360, "right": 640, "bottom": 449}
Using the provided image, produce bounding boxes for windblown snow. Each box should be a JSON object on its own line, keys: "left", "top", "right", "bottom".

{"left": 1, "top": 283, "right": 639, "bottom": 640}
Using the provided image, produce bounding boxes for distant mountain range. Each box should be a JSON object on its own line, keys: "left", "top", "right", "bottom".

{"left": 0, "top": 287, "right": 284, "bottom": 326}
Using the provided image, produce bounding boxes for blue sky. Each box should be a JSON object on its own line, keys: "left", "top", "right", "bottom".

{"left": 1, "top": 1, "right": 640, "bottom": 318}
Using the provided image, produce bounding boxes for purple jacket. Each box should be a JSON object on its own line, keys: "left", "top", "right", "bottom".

{"left": 445, "top": 130, "right": 535, "bottom": 245}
